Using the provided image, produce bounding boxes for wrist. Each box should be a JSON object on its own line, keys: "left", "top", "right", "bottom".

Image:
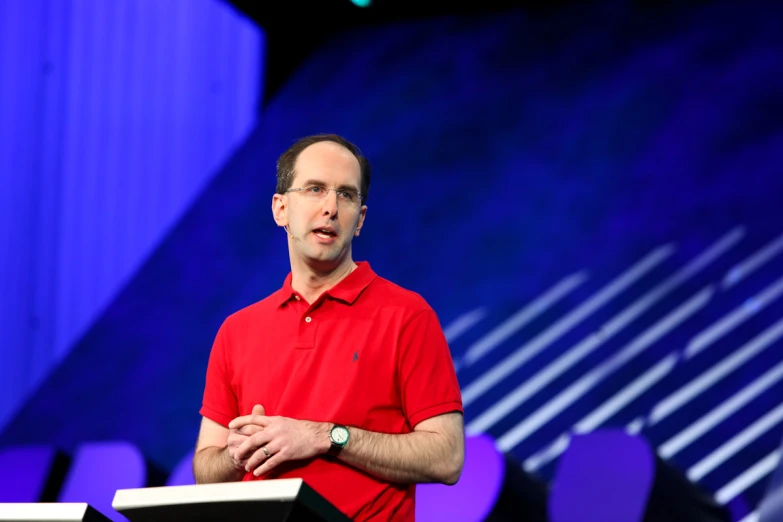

{"left": 314, "top": 422, "right": 334, "bottom": 455}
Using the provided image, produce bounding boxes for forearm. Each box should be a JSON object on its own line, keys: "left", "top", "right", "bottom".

{"left": 335, "top": 426, "right": 462, "bottom": 485}
{"left": 193, "top": 445, "right": 246, "bottom": 484}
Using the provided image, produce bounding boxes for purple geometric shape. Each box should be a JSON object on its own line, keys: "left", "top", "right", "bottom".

{"left": 58, "top": 441, "right": 146, "bottom": 522}
{"left": 416, "top": 434, "right": 505, "bottom": 522}
{"left": 549, "top": 430, "right": 655, "bottom": 522}
{"left": 0, "top": 445, "right": 57, "bottom": 501}
{"left": 165, "top": 449, "right": 196, "bottom": 486}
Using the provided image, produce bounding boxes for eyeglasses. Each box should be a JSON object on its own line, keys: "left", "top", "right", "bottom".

{"left": 285, "top": 185, "right": 362, "bottom": 207}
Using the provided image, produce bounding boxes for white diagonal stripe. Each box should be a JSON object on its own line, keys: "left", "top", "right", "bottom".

{"left": 575, "top": 352, "right": 678, "bottom": 432}
{"left": 461, "top": 245, "right": 675, "bottom": 406}
{"left": 461, "top": 273, "right": 587, "bottom": 367}
{"left": 723, "top": 232, "right": 783, "bottom": 289}
{"left": 523, "top": 353, "right": 677, "bottom": 471}
{"left": 466, "top": 332, "right": 607, "bottom": 433}
{"left": 715, "top": 450, "right": 780, "bottom": 504}
{"left": 678, "top": 226, "right": 745, "bottom": 278}
{"left": 496, "top": 287, "right": 712, "bottom": 451}
{"left": 524, "top": 434, "right": 570, "bottom": 471}
{"left": 443, "top": 307, "right": 487, "bottom": 344}
{"left": 688, "top": 402, "right": 783, "bottom": 481}
{"left": 649, "top": 317, "right": 783, "bottom": 426}
{"left": 466, "top": 228, "right": 741, "bottom": 423}
{"left": 599, "top": 228, "right": 741, "bottom": 340}
{"left": 466, "top": 256, "right": 695, "bottom": 434}
{"left": 686, "top": 274, "right": 783, "bottom": 359}
{"left": 738, "top": 511, "right": 759, "bottom": 522}
{"left": 659, "top": 357, "right": 783, "bottom": 458}
{"left": 626, "top": 416, "right": 645, "bottom": 435}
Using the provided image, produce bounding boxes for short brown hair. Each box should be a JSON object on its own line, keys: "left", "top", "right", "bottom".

{"left": 276, "top": 134, "right": 371, "bottom": 203}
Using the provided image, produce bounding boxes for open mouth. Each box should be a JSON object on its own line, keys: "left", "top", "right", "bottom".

{"left": 313, "top": 228, "right": 337, "bottom": 240}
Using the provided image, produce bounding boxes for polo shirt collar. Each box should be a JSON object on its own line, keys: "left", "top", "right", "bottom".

{"left": 275, "top": 261, "right": 376, "bottom": 307}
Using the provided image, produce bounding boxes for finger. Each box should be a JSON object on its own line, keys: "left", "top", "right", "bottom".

{"left": 236, "top": 430, "right": 272, "bottom": 462}
{"left": 227, "top": 429, "right": 248, "bottom": 442}
{"left": 236, "top": 424, "right": 263, "bottom": 437}
{"left": 245, "top": 444, "right": 274, "bottom": 472}
{"left": 252, "top": 404, "right": 265, "bottom": 416}
{"left": 228, "top": 414, "right": 253, "bottom": 430}
{"left": 231, "top": 449, "right": 248, "bottom": 467}
{"left": 253, "top": 451, "right": 283, "bottom": 477}
{"left": 228, "top": 414, "right": 268, "bottom": 430}
{"left": 226, "top": 434, "right": 249, "bottom": 456}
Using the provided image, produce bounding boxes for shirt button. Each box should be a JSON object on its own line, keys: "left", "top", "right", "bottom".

{"left": 294, "top": 295, "right": 300, "bottom": 301}
{"left": 305, "top": 316, "right": 312, "bottom": 323}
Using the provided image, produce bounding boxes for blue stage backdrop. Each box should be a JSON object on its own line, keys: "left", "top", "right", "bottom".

{"left": 0, "top": 0, "right": 262, "bottom": 433}
{"left": 2, "top": 0, "right": 783, "bottom": 519}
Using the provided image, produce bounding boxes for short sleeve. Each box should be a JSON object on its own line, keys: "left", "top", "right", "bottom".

{"left": 199, "top": 319, "right": 240, "bottom": 427}
{"left": 397, "top": 308, "right": 463, "bottom": 428}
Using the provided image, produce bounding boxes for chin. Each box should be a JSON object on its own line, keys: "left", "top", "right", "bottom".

{"left": 310, "top": 248, "right": 350, "bottom": 266}
{"left": 303, "top": 248, "right": 338, "bottom": 263}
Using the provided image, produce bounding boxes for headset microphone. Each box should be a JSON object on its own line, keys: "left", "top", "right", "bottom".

{"left": 284, "top": 226, "right": 297, "bottom": 241}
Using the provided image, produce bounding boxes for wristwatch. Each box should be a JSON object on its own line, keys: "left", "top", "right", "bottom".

{"left": 328, "top": 424, "right": 350, "bottom": 456}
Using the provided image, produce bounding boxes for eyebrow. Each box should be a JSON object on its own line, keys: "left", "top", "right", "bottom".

{"left": 302, "top": 179, "right": 360, "bottom": 192}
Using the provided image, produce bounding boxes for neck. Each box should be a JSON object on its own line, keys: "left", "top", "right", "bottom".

{"left": 290, "top": 255, "right": 357, "bottom": 303}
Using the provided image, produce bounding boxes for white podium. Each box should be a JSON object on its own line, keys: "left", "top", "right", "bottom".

{"left": 0, "top": 503, "right": 112, "bottom": 521}
{"left": 112, "top": 479, "right": 351, "bottom": 521}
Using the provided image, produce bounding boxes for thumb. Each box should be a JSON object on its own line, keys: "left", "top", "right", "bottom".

{"left": 252, "top": 404, "right": 265, "bottom": 416}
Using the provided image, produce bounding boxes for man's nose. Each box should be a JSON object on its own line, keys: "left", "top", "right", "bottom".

{"left": 322, "top": 189, "right": 339, "bottom": 217}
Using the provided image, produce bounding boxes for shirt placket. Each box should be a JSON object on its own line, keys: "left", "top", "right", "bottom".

{"left": 295, "top": 297, "right": 321, "bottom": 350}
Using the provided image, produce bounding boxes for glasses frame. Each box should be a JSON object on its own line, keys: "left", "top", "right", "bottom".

{"left": 285, "top": 185, "right": 363, "bottom": 207}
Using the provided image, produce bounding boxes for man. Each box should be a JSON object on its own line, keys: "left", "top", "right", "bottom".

{"left": 193, "top": 134, "right": 464, "bottom": 521}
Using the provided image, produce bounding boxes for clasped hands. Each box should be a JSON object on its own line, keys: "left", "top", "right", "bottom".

{"left": 227, "top": 404, "right": 329, "bottom": 477}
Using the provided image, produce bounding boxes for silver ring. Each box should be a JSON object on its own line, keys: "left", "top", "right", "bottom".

{"left": 262, "top": 446, "right": 270, "bottom": 457}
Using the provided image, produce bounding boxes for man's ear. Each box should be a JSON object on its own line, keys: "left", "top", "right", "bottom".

{"left": 355, "top": 205, "right": 367, "bottom": 237}
{"left": 272, "top": 193, "right": 288, "bottom": 227}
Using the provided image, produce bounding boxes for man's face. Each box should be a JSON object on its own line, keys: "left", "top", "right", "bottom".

{"left": 273, "top": 141, "right": 367, "bottom": 268}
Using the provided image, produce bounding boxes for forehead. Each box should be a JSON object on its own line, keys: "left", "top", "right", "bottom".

{"left": 292, "top": 141, "right": 361, "bottom": 188}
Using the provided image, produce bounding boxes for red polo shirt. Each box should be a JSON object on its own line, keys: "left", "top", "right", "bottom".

{"left": 200, "top": 261, "right": 463, "bottom": 521}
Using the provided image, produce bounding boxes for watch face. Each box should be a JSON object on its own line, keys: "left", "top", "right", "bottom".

{"left": 332, "top": 426, "right": 349, "bottom": 444}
